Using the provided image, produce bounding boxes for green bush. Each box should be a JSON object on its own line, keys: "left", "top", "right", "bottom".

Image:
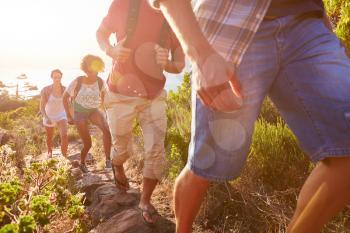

{"left": 0, "top": 114, "right": 14, "bottom": 130}
{"left": 18, "top": 216, "right": 36, "bottom": 233}
{"left": 258, "top": 98, "right": 280, "bottom": 124}
{"left": 324, "top": 0, "right": 350, "bottom": 53}
{"left": 247, "top": 119, "right": 310, "bottom": 190}
{"left": 0, "top": 149, "right": 85, "bottom": 232}
{"left": 165, "top": 73, "right": 192, "bottom": 179}
{"left": 29, "top": 196, "right": 55, "bottom": 226}
{"left": 0, "top": 224, "right": 18, "bottom": 233}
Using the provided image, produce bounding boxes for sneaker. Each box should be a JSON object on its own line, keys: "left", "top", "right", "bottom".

{"left": 105, "top": 160, "right": 112, "bottom": 169}
{"left": 80, "top": 163, "right": 89, "bottom": 173}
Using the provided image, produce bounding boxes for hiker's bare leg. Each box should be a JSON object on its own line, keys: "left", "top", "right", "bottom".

{"left": 57, "top": 120, "right": 68, "bottom": 157}
{"left": 114, "top": 161, "right": 128, "bottom": 184}
{"left": 75, "top": 120, "right": 91, "bottom": 164}
{"left": 139, "top": 177, "right": 158, "bottom": 223}
{"left": 287, "top": 157, "right": 350, "bottom": 233}
{"left": 89, "top": 110, "right": 112, "bottom": 160}
{"left": 174, "top": 168, "right": 210, "bottom": 233}
{"left": 45, "top": 126, "right": 54, "bottom": 157}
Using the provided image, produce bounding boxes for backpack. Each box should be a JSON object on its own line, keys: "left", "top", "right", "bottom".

{"left": 73, "top": 76, "right": 104, "bottom": 100}
{"left": 124, "top": 0, "right": 170, "bottom": 48}
{"left": 107, "top": 0, "right": 171, "bottom": 98}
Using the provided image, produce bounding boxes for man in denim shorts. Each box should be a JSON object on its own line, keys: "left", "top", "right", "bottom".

{"left": 150, "top": 0, "right": 350, "bottom": 232}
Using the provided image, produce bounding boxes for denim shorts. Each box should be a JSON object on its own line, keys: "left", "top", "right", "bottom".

{"left": 73, "top": 109, "right": 97, "bottom": 122}
{"left": 188, "top": 15, "right": 350, "bottom": 182}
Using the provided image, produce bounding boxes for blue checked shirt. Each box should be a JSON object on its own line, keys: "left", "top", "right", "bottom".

{"left": 192, "top": 0, "right": 271, "bottom": 66}
{"left": 150, "top": 0, "right": 272, "bottom": 66}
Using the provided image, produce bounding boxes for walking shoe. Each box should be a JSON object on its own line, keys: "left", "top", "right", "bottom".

{"left": 105, "top": 160, "right": 112, "bottom": 169}
{"left": 80, "top": 163, "right": 89, "bottom": 173}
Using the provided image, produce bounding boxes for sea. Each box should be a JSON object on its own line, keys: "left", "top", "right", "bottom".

{"left": 0, "top": 68, "right": 185, "bottom": 99}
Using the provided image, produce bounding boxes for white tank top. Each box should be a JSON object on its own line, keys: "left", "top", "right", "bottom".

{"left": 45, "top": 94, "right": 66, "bottom": 121}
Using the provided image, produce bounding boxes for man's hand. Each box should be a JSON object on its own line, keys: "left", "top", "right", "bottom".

{"left": 194, "top": 49, "right": 243, "bottom": 112}
{"left": 154, "top": 44, "right": 169, "bottom": 68}
{"left": 106, "top": 37, "right": 132, "bottom": 63}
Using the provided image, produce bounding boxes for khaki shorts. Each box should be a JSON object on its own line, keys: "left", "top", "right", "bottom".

{"left": 105, "top": 90, "right": 167, "bottom": 180}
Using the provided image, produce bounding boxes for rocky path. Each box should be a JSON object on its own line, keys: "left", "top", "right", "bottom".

{"left": 34, "top": 144, "right": 176, "bottom": 233}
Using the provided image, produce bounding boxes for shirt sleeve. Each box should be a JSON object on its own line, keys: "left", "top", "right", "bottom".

{"left": 100, "top": 0, "right": 121, "bottom": 32}
{"left": 64, "top": 80, "right": 77, "bottom": 97}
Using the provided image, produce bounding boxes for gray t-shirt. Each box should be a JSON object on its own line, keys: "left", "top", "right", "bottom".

{"left": 266, "top": 0, "right": 324, "bottom": 17}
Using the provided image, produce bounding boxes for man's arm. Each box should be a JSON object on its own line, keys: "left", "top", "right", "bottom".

{"left": 151, "top": 0, "right": 212, "bottom": 64}
{"left": 96, "top": 24, "right": 131, "bottom": 63}
{"left": 155, "top": 44, "right": 185, "bottom": 74}
{"left": 165, "top": 48, "right": 185, "bottom": 74}
{"left": 96, "top": 24, "right": 114, "bottom": 56}
{"left": 151, "top": 0, "right": 243, "bottom": 112}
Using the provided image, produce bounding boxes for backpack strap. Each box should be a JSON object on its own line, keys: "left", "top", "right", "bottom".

{"left": 124, "top": 0, "right": 141, "bottom": 47}
{"left": 73, "top": 76, "right": 104, "bottom": 100}
{"left": 124, "top": 0, "right": 170, "bottom": 48}
{"left": 73, "top": 76, "right": 83, "bottom": 100}
{"left": 158, "top": 20, "right": 170, "bottom": 48}
{"left": 97, "top": 77, "right": 104, "bottom": 92}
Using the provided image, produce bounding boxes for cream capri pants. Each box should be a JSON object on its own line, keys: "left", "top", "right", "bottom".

{"left": 105, "top": 90, "right": 167, "bottom": 180}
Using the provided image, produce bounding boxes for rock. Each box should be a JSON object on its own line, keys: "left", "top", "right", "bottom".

{"left": 89, "top": 208, "right": 154, "bottom": 233}
{"left": 70, "top": 160, "right": 80, "bottom": 168}
{"left": 75, "top": 170, "right": 116, "bottom": 204}
{"left": 77, "top": 170, "right": 114, "bottom": 187}
{"left": 71, "top": 167, "right": 83, "bottom": 179}
{"left": 68, "top": 152, "right": 94, "bottom": 164}
{"left": 88, "top": 183, "right": 139, "bottom": 224}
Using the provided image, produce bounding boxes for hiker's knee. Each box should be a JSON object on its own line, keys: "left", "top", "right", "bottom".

{"left": 143, "top": 154, "right": 166, "bottom": 180}
{"left": 111, "top": 148, "right": 130, "bottom": 166}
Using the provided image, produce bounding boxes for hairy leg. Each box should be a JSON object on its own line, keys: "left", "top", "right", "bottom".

{"left": 174, "top": 168, "right": 210, "bottom": 233}
{"left": 287, "top": 157, "right": 350, "bottom": 233}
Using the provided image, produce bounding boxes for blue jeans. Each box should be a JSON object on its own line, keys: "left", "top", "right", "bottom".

{"left": 188, "top": 15, "right": 350, "bottom": 182}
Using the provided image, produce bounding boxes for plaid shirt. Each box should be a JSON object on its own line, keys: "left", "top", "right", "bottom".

{"left": 193, "top": 0, "right": 271, "bottom": 66}
{"left": 150, "top": 0, "right": 272, "bottom": 66}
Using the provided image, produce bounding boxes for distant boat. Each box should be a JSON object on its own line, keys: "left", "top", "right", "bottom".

{"left": 16, "top": 74, "right": 28, "bottom": 80}
{"left": 27, "top": 86, "right": 38, "bottom": 91}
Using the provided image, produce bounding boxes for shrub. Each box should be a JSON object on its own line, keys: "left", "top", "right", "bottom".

{"left": 324, "top": 0, "right": 350, "bottom": 54}
{"left": 0, "top": 149, "right": 86, "bottom": 232}
{"left": 258, "top": 98, "right": 280, "bottom": 124}
{"left": 247, "top": 119, "right": 310, "bottom": 190}
{"left": 165, "top": 73, "right": 191, "bottom": 179}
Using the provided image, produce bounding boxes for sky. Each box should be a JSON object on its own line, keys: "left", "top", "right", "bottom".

{"left": 0, "top": 0, "right": 114, "bottom": 70}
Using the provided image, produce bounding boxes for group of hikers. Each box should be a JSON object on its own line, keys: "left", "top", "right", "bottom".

{"left": 39, "top": 0, "right": 350, "bottom": 232}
